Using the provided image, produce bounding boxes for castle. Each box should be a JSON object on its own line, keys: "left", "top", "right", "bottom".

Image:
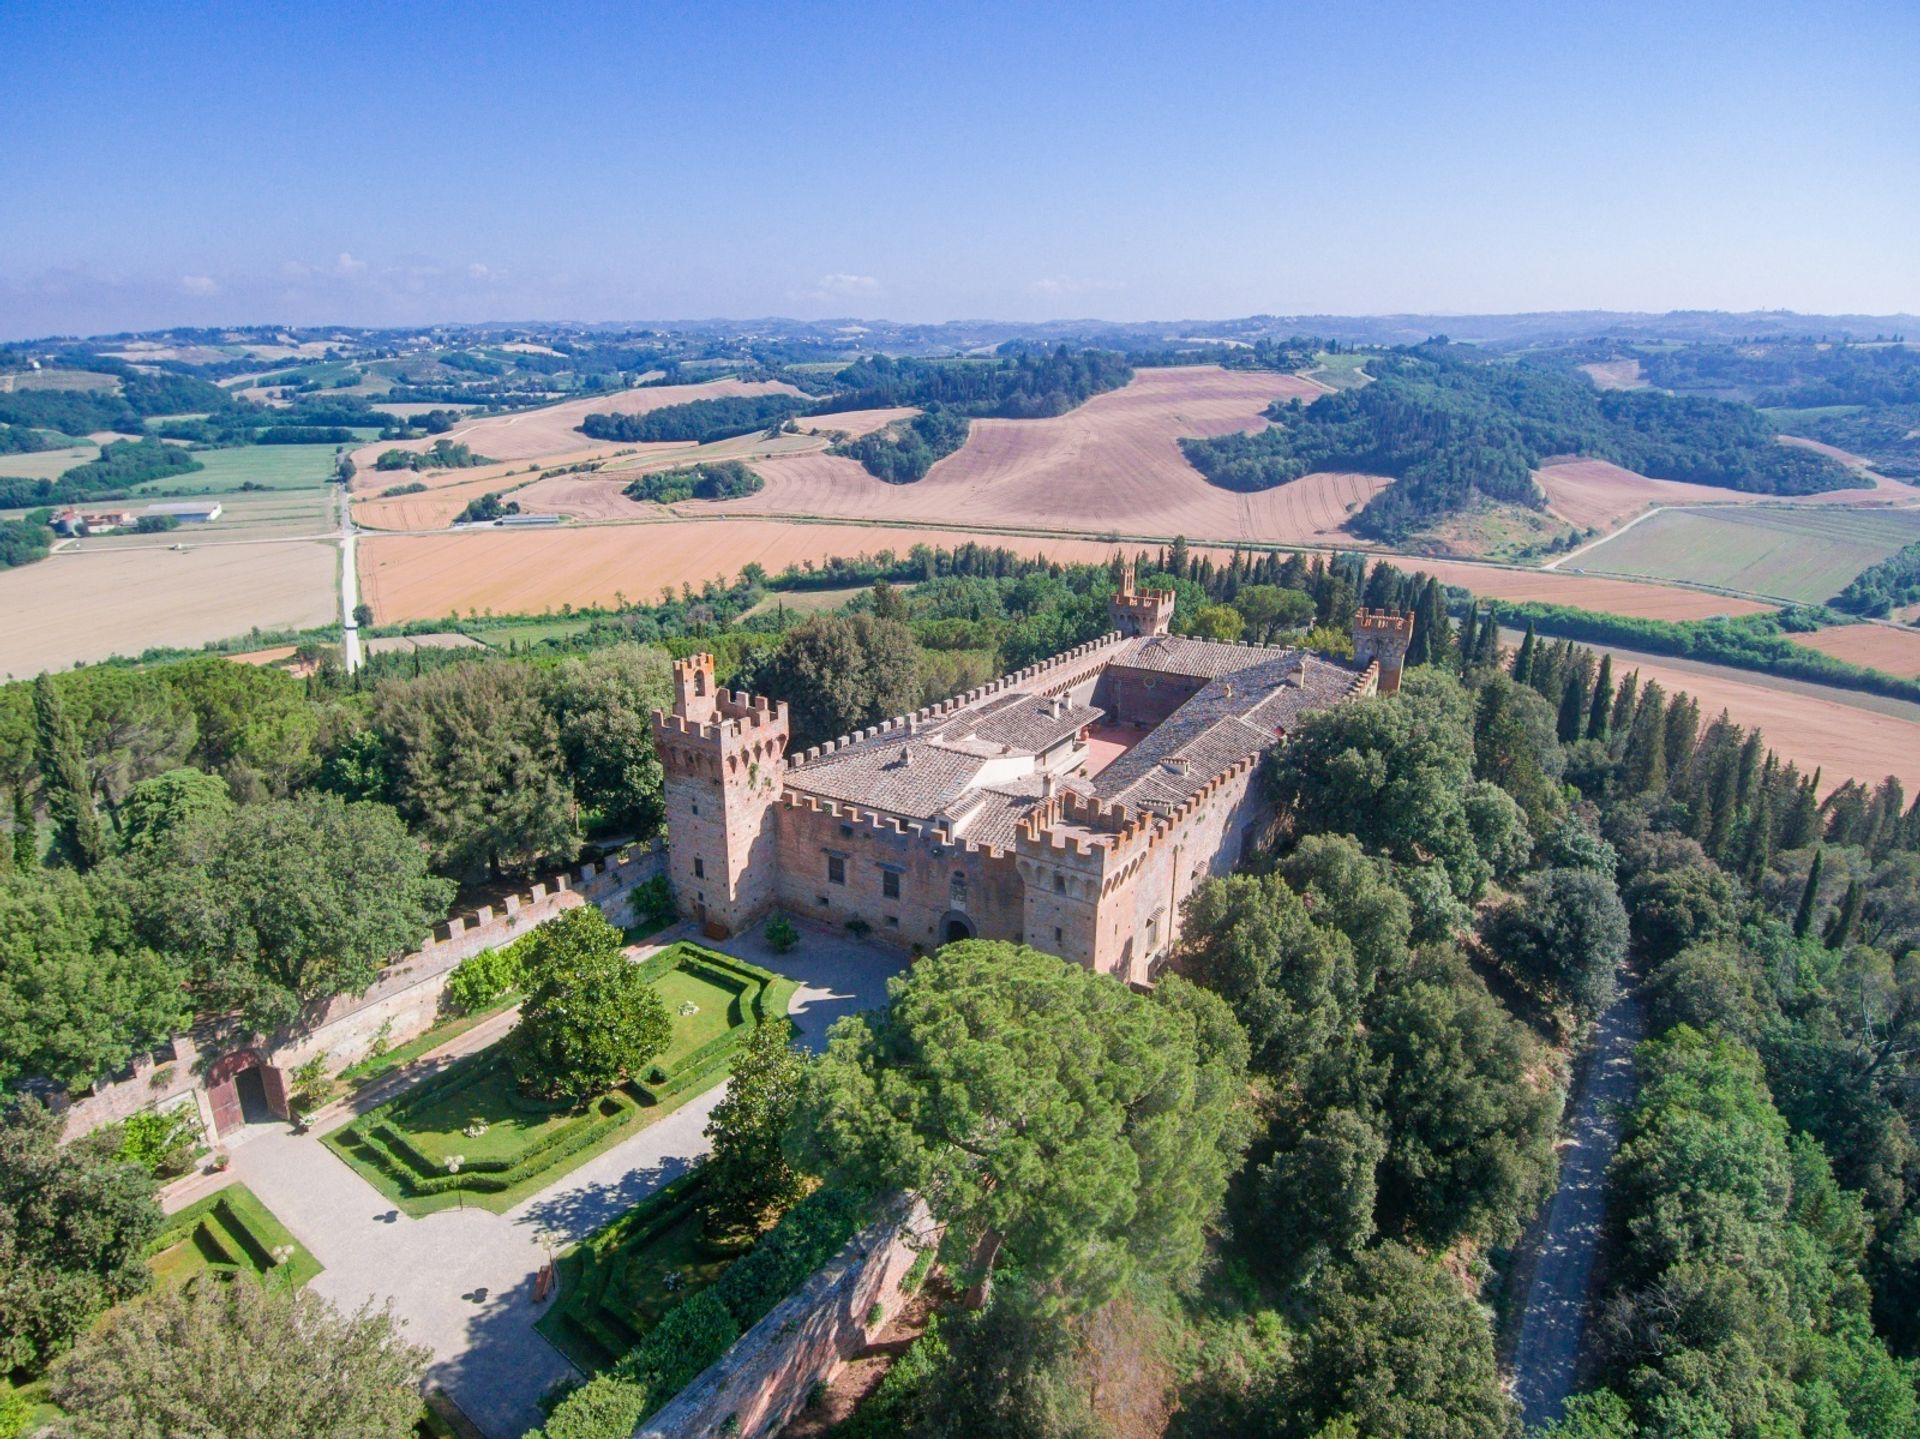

{"left": 652, "top": 570, "right": 1413, "bottom": 987}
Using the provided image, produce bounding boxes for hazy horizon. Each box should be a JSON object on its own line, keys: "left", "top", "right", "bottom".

{"left": 3, "top": 0, "right": 1917, "bottom": 338}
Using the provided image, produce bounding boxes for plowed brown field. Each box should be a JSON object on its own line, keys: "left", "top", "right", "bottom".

{"left": 348, "top": 377, "right": 807, "bottom": 471}
{"left": 701, "top": 367, "right": 1373, "bottom": 544}
{"left": 1791, "top": 624, "right": 1920, "bottom": 678}
{"left": 357, "top": 522, "right": 1141, "bottom": 623}
{"left": 1535, "top": 460, "right": 1757, "bottom": 533}
{"left": 1591, "top": 652, "right": 1920, "bottom": 795}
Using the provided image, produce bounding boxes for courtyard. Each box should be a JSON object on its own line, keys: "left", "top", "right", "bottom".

{"left": 161, "top": 921, "right": 901, "bottom": 1438}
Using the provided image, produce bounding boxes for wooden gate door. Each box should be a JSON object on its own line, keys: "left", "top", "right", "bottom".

{"left": 207, "top": 1077, "right": 243, "bottom": 1136}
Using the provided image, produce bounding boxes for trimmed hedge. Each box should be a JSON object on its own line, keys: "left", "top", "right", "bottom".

{"left": 147, "top": 1183, "right": 321, "bottom": 1289}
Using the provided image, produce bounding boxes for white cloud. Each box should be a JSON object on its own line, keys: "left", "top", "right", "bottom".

{"left": 178, "top": 274, "right": 218, "bottom": 296}
{"left": 468, "top": 262, "right": 500, "bottom": 282}
{"left": 334, "top": 251, "right": 368, "bottom": 278}
{"left": 814, "top": 272, "right": 880, "bottom": 296}
{"left": 1029, "top": 275, "right": 1122, "bottom": 299}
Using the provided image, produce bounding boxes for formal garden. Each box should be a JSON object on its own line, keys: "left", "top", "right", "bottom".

{"left": 147, "top": 1183, "right": 322, "bottom": 1291}
{"left": 324, "top": 920, "right": 796, "bottom": 1216}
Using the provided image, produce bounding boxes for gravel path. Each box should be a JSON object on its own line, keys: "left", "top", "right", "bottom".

{"left": 200, "top": 923, "right": 899, "bottom": 1438}
{"left": 1509, "top": 973, "right": 1644, "bottom": 1427}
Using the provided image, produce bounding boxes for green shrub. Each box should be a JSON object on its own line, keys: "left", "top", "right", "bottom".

{"left": 444, "top": 933, "right": 532, "bottom": 1013}
{"left": 617, "top": 1289, "right": 740, "bottom": 1397}
{"left": 713, "top": 1187, "right": 868, "bottom": 1330}
{"left": 531, "top": 1374, "right": 650, "bottom": 1439}
{"left": 114, "top": 1107, "right": 200, "bottom": 1178}
{"left": 629, "top": 873, "right": 676, "bottom": 931}
{"left": 763, "top": 914, "right": 799, "bottom": 953}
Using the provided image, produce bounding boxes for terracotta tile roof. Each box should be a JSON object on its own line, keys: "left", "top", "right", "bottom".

{"left": 1095, "top": 651, "right": 1364, "bottom": 814}
{"left": 1108, "top": 634, "right": 1301, "bottom": 680}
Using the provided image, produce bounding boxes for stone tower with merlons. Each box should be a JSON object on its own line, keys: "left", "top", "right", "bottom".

{"left": 1109, "top": 560, "right": 1176, "bottom": 637}
{"left": 650, "top": 654, "right": 788, "bottom": 937}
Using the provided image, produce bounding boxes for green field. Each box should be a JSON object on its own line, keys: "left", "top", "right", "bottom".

{"left": 1761, "top": 404, "right": 1868, "bottom": 431}
{"left": 135, "top": 442, "right": 341, "bottom": 493}
{"left": 1568, "top": 505, "right": 1920, "bottom": 604}
{"left": 0, "top": 442, "right": 100, "bottom": 482}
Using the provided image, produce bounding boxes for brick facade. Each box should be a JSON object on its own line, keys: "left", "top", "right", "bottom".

{"left": 656, "top": 600, "right": 1408, "bottom": 987}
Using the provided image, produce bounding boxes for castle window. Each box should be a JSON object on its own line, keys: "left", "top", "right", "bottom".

{"left": 886, "top": 915, "right": 899, "bottom": 928}
{"left": 827, "top": 855, "right": 846, "bottom": 885}
{"left": 883, "top": 870, "right": 900, "bottom": 899}
{"left": 1055, "top": 926, "right": 1063, "bottom": 944}
{"left": 949, "top": 871, "right": 967, "bottom": 908}
{"left": 690, "top": 800, "right": 699, "bottom": 815}
{"left": 693, "top": 857, "right": 705, "bottom": 879}
{"left": 817, "top": 894, "right": 829, "bottom": 906}
{"left": 1053, "top": 873, "right": 1066, "bottom": 894}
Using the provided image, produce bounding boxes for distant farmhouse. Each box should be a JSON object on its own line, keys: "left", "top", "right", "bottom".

{"left": 654, "top": 569, "right": 1414, "bottom": 985}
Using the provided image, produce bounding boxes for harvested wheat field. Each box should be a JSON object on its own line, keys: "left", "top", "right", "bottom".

{"left": 792, "top": 406, "right": 921, "bottom": 439}
{"left": 348, "top": 377, "right": 808, "bottom": 471}
{"left": 1790, "top": 624, "right": 1920, "bottom": 678}
{"left": 1535, "top": 460, "right": 1759, "bottom": 533}
{"left": 1409, "top": 559, "right": 1773, "bottom": 620}
{"left": 357, "top": 521, "right": 1142, "bottom": 623}
{"left": 0, "top": 541, "right": 337, "bottom": 680}
{"left": 1591, "top": 650, "right": 1920, "bottom": 795}
{"left": 703, "top": 367, "right": 1367, "bottom": 544}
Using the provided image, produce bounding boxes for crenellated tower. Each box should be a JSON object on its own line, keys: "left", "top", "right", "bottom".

{"left": 1352, "top": 607, "right": 1415, "bottom": 695}
{"left": 650, "top": 654, "right": 789, "bottom": 937}
{"left": 1109, "top": 560, "right": 1176, "bottom": 638}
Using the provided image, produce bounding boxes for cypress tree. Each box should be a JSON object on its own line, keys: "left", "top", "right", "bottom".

{"left": 1610, "top": 671, "right": 1639, "bottom": 741}
{"left": 1475, "top": 607, "right": 1500, "bottom": 665}
{"left": 1793, "top": 848, "right": 1825, "bottom": 939}
{"left": 1586, "top": 653, "right": 1614, "bottom": 740}
{"left": 1624, "top": 682, "right": 1669, "bottom": 795}
{"left": 31, "top": 674, "right": 106, "bottom": 871}
{"left": 1742, "top": 784, "right": 1774, "bottom": 885}
{"left": 1512, "top": 621, "right": 1537, "bottom": 686}
{"left": 1419, "top": 578, "right": 1452, "bottom": 667}
{"left": 1823, "top": 878, "right": 1863, "bottom": 950}
{"left": 1557, "top": 674, "right": 1586, "bottom": 744}
{"left": 11, "top": 788, "right": 33, "bottom": 870}
{"left": 1457, "top": 605, "right": 1479, "bottom": 674}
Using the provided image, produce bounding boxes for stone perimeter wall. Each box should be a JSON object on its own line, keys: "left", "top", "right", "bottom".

{"left": 638, "top": 1197, "right": 939, "bottom": 1439}
{"left": 56, "top": 843, "right": 663, "bottom": 1143}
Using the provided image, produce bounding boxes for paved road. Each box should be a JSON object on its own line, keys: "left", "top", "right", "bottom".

{"left": 1509, "top": 972, "right": 1645, "bottom": 1427}
{"left": 209, "top": 923, "right": 900, "bottom": 1438}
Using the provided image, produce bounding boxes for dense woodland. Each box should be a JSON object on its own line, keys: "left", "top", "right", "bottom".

{"left": 3, "top": 536, "right": 1917, "bottom": 1438}
{"left": 1834, "top": 542, "right": 1920, "bottom": 617}
{"left": 619, "top": 460, "right": 763, "bottom": 504}
{"left": 577, "top": 346, "right": 1132, "bottom": 456}
{"left": 1180, "top": 342, "right": 1856, "bottom": 541}
{"left": 828, "top": 404, "right": 972, "bottom": 482}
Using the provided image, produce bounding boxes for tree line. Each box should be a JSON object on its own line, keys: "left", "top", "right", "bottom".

{"left": 620, "top": 460, "right": 763, "bottom": 504}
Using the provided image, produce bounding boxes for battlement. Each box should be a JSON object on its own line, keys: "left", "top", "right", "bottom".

{"left": 779, "top": 790, "right": 1017, "bottom": 859}
{"left": 657, "top": 653, "right": 789, "bottom": 758}
{"left": 1109, "top": 561, "right": 1176, "bottom": 638}
{"left": 1351, "top": 606, "right": 1414, "bottom": 696}
{"left": 790, "top": 633, "right": 1120, "bottom": 767}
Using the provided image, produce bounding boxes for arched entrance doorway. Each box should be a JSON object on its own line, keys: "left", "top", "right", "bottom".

{"left": 941, "top": 912, "right": 976, "bottom": 946}
{"left": 204, "top": 1048, "right": 289, "bottom": 1136}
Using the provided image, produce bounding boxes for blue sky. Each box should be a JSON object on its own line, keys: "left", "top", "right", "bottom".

{"left": 1, "top": 0, "right": 1916, "bottom": 337}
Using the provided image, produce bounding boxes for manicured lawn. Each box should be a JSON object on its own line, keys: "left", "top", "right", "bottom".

{"left": 148, "top": 1183, "right": 321, "bottom": 1290}
{"left": 650, "top": 964, "right": 743, "bottom": 1066}
{"left": 324, "top": 944, "right": 790, "bottom": 1215}
{"left": 535, "top": 1172, "right": 735, "bottom": 1372}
